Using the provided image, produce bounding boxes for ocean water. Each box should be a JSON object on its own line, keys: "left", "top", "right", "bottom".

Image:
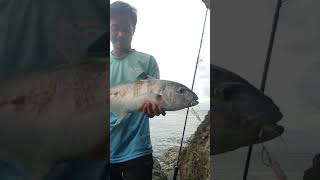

{"left": 149, "top": 109, "right": 209, "bottom": 158}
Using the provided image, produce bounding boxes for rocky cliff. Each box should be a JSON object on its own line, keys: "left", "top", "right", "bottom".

{"left": 178, "top": 111, "right": 210, "bottom": 180}
{"left": 156, "top": 111, "right": 210, "bottom": 180}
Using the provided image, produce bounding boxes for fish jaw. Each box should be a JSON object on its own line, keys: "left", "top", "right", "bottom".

{"left": 190, "top": 100, "right": 199, "bottom": 107}
{"left": 181, "top": 87, "right": 199, "bottom": 109}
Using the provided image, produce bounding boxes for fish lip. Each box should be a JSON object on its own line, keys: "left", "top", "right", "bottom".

{"left": 242, "top": 110, "right": 283, "bottom": 131}
{"left": 192, "top": 92, "right": 199, "bottom": 100}
{"left": 190, "top": 100, "right": 199, "bottom": 106}
{"left": 269, "top": 110, "right": 283, "bottom": 123}
{"left": 257, "top": 124, "right": 284, "bottom": 142}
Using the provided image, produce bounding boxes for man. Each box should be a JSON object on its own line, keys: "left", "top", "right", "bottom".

{"left": 110, "top": 1, "right": 165, "bottom": 180}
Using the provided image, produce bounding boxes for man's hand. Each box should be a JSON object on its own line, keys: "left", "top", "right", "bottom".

{"left": 142, "top": 101, "right": 166, "bottom": 118}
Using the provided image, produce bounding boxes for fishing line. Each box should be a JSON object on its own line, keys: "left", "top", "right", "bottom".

{"left": 243, "top": 0, "right": 283, "bottom": 179}
{"left": 172, "top": 7, "right": 209, "bottom": 180}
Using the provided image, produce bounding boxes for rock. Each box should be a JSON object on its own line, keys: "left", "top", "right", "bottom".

{"left": 178, "top": 111, "right": 210, "bottom": 180}
{"left": 160, "top": 111, "right": 210, "bottom": 180}
{"left": 153, "top": 157, "right": 168, "bottom": 180}
{"left": 162, "top": 146, "right": 179, "bottom": 174}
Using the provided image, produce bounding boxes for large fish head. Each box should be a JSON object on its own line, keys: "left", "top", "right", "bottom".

{"left": 162, "top": 81, "right": 199, "bottom": 111}
{"left": 211, "top": 65, "right": 284, "bottom": 155}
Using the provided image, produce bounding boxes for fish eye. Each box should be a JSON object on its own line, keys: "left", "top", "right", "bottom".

{"left": 223, "top": 88, "right": 236, "bottom": 99}
{"left": 177, "top": 88, "right": 186, "bottom": 94}
{"left": 214, "top": 86, "right": 240, "bottom": 101}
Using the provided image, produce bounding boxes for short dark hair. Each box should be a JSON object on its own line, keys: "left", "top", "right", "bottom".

{"left": 110, "top": 1, "right": 137, "bottom": 28}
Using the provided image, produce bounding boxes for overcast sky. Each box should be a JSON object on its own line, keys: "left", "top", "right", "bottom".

{"left": 110, "top": 0, "right": 210, "bottom": 110}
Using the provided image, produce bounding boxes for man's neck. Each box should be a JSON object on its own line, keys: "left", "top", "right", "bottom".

{"left": 111, "top": 48, "right": 132, "bottom": 57}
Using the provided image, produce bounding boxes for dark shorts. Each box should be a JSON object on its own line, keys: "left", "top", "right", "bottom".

{"left": 110, "top": 154, "right": 154, "bottom": 180}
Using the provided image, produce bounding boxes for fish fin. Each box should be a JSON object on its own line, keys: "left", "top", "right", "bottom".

{"left": 113, "top": 74, "right": 157, "bottom": 87}
{"left": 136, "top": 72, "right": 157, "bottom": 80}
{"left": 136, "top": 72, "right": 148, "bottom": 80}
{"left": 145, "top": 93, "right": 163, "bottom": 104}
{"left": 145, "top": 75, "right": 157, "bottom": 79}
{"left": 131, "top": 93, "right": 163, "bottom": 112}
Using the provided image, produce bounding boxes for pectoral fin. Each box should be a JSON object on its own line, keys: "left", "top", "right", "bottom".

{"left": 138, "top": 93, "right": 164, "bottom": 113}
{"left": 148, "top": 93, "right": 162, "bottom": 102}
{"left": 137, "top": 93, "right": 163, "bottom": 107}
{"left": 136, "top": 72, "right": 157, "bottom": 80}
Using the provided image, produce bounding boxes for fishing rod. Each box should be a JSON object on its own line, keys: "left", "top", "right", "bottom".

{"left": 243, "top": 0, "right": 283, "bottom": 179}
{"left": 172, "top": 7, "right": 209, "bottom": 180}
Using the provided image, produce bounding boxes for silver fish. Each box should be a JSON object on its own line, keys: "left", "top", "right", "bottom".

{"left": 110, "top": 79, "right": 199, "bottom": 125}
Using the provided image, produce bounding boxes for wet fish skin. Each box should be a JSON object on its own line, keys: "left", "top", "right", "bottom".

{"left": 110, "top": 79, "right": 199, "bottom": 124}
{"left": 0, "top": 60, "right": 108, "bottom": 180}
{"left": 211, "top": 65, "right": 284, "bottom": 155}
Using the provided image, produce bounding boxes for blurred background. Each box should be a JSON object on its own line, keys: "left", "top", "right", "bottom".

{"left": 213, "top": 0, "right": 320, "bottom": 179}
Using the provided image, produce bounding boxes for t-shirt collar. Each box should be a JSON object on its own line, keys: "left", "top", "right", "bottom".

{"left": 110, "top": 49, "right": 136, "bottom": 60}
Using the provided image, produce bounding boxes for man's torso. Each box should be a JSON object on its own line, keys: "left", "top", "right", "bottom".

{"left": 109, "top": 50, "right": 159, "bottom": 163}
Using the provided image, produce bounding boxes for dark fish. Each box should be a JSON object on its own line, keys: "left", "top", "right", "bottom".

{"left": 211, "top": 65, "right": 284, "bottom": 155}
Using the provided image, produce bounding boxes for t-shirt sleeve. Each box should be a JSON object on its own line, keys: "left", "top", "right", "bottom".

{"left": 147, "top": 55, "right": 160, "bottom": 79}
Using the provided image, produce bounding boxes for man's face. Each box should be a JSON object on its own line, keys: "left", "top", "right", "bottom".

{"left": 110, "top": 15, "right": 134, "bottom": 50}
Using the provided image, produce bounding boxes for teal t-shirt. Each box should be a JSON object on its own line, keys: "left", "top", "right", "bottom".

{"left": 110, "top": 50, "right": 160, "bottom": 163}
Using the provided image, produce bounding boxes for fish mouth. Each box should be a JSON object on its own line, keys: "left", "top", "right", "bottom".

{"left": 259, "top": 124, "right": 284, "bottom": 140}
{"left": 244, "top": 110, "right": 283, "bottom": 126}
{"left": 238, "top": 110, "right": 284, "bottom": 142}
{"left": 190, "top": 100, "right": 199, "bottom": 106}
